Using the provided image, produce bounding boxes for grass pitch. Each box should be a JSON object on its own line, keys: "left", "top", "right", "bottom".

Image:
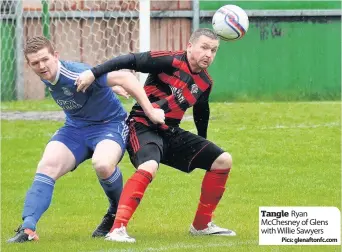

{"left": 1, "top": 101, "right": 341, "bottom": 251}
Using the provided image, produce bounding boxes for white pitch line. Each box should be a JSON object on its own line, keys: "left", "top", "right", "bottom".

{"left": 238, "top": 122, "right": 340, "bottom": 131}
{"left": 143, "top": 240, "right": 258, "bottom": 251}
{"left": 82, "top": 240, "right": 258, "bottom": 252}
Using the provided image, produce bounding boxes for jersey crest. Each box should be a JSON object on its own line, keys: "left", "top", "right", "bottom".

{"left": 62, "top": 87, "right": 73, "bottom": 96}
{"left": 191, "top": 84, "right": 199, "bottom": 94}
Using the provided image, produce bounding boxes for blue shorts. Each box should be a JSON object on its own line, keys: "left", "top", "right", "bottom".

{"left": 50, "top": 121, "right": 129, "bottom": 169}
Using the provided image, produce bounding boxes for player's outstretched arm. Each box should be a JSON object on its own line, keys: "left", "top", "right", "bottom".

{"left": 107, "top": 71, "right": 165, "bottom": 125}
{"left": 75, "top": 52, "right": 175, "bottom": 92}
{"left": 75, "top": 54, "right": 137, "bottom": 92}
{"left": 90, "top": 52, "right": 174, "bottom": 77}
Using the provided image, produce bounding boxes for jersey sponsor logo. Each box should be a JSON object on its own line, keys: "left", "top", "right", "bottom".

{"left": 170, "top": 86, "right": 185, "bottom": 104}
{"left": 56, "top": 99, "right": 82, "bottom": 110}
{"left": 62, "top": 87, "right": 73, "bottom": 96}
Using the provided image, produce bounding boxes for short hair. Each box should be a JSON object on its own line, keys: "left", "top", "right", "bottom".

{"left": 24, "top": 36, "right": 55, "bottom": 61}
{"left": 189, "top": 28, "right": 219, "bottom": 43}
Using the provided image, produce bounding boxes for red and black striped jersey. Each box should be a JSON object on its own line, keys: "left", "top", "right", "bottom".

{"left": 91, "top": 50, "right": 212, "bottom": 136}
{"left": 130, "top": 51, "right": 213, "bottom": 128}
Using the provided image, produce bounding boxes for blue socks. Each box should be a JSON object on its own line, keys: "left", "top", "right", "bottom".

{"left": 98, "top": 167, "right": 123, "bottom": 215}
{"left": 21, "top": 168, "right": 122, "bottom": 231}
{"left": 22, "top": 173, "right": 55, "bottom": 231}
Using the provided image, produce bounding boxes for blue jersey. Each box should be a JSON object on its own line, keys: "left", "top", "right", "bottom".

{"left": 42, "top": 61, "right": 127, "bottom": 127}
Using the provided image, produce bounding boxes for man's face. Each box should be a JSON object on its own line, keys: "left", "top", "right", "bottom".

{"left": 26, "top": 48, "right": 59, "bottom": 82}
{"left": 187, "top": 35, "right": 219, "bottom": 72}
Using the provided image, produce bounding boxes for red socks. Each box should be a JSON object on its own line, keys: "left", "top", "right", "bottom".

{"left": 192, "top": 169, "right": 231, "bottom": 230}
{"left": 111, "top": 169, "right": 152, "bottom": 230}
{"left": 111, "top": 168, "right": 231, "bottom": 231}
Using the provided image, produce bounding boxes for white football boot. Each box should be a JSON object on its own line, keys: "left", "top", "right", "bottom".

{"left": 105, "top": 225, "right": 136, "bottom": 243}
{"left": 190, "top": 222, "right": 236, "bottom": 236}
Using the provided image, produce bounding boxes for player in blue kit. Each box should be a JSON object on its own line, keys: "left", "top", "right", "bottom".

{"left": 7, "top": 36, "right": 165, "bottom": 243}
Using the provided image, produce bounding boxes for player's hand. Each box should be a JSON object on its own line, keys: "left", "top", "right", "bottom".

{"left": 146, "top": 108, "right": 165, "bottom": 124}
{"left": 112, "top": 85, "right": 130, "bottom": 99}
{"left": 75, "top": 70, "right": 95, "bottom": 92}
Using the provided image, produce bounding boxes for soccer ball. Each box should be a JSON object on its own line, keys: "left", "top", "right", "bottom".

{"left": 212, "top": 5, "right": 249, "bottom": 41}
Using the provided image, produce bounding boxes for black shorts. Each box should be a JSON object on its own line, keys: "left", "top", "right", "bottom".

{"left": 127, "top": 122, "right": 225, "bottom": 173}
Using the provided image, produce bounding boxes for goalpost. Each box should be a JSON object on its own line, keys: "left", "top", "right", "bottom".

{"left": 138, "top": 0, "right": 150, "bottom": 85}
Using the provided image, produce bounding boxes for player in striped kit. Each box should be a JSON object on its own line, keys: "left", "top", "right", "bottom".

{"left": 7, "top": 36, "right": 164, "bottom": 243}
{"left": 76, "top": 28, "right": 236, "bottom": 243}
